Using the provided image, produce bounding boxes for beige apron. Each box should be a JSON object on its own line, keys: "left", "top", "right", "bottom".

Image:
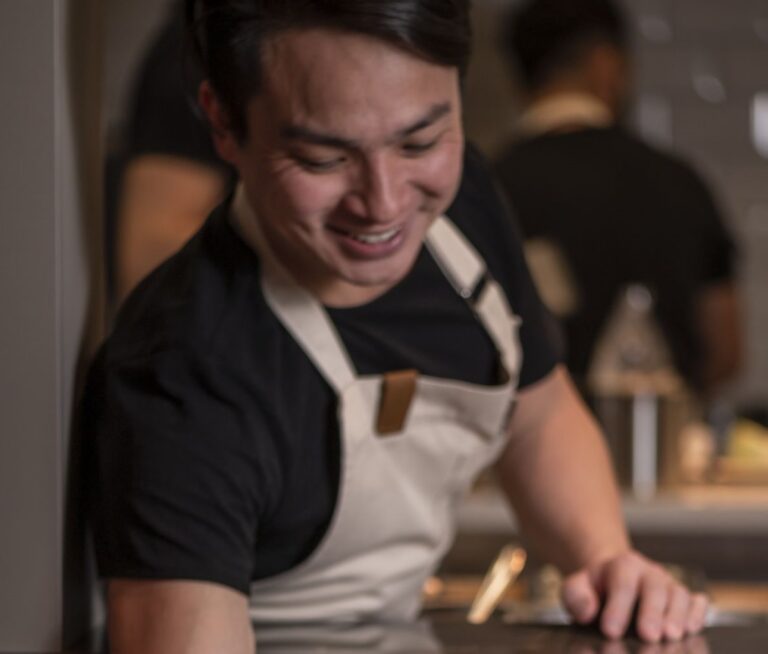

{"left": 232, "top": 187, "right": 522, "bottom": 625}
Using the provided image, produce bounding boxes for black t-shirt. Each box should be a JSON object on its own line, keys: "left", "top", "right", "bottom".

{"left": 84, "top": 146, "right": 561, "bottom": 594}
{"left": 493, "top": 127, "right": 737, "bottom": 390}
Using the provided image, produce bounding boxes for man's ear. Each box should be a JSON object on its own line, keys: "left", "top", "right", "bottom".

{"left": 198, "top": 80, "right": 241, "bottom": 165}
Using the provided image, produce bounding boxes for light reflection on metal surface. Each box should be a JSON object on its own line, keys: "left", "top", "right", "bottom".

{"left": 467, "top": 545, "right": 527, "bottom": 624}
{"left": 755, "top": 19, "right": 768, "bottom": 43}
{"left": 635, "top": 0, "right": 673, "bottom": 42}
{"left": 252, "top": 620, "right": 441, "bottom": 653}
{"left": 639, "top": 15, "right": 673, "bottom": 42}
{"left": 690, "top": 53, "right": 727, "bottom": 104}
{"left": 634, "top": 95, "right": 674, "bottom": 147}
{"left": 751, "top": 93, "right": 768, "bottom": 159}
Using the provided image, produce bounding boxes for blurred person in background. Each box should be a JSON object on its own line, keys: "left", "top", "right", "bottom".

{"left": 493, "top": 0, "right": 743, "bottom": 402}
{"left": 110, "top": 0, "right": 234, "bottom": 305}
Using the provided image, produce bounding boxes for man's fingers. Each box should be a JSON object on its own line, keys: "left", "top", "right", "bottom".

{"left": 600, "top": 554, "right": 642, "bottom": 640}
{"left": 635, "top": 568, "right": 670, "bottom": 643}
{"left": 564, "top": 551, "right": 708, "bottom": 644}
{"left": 562, "top": 568, "right": 601, "bottom": 624}
{"left": 686, "top": 593, "right": 709, "bottom": 634}
{"left": 628, "top": 565, "right": 708, "bottom": 643}
{"left": 661, "top": 583, "right": 690, "bottom": 641}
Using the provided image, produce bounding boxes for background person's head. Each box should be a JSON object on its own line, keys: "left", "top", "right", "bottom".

{"left": 186, "top": 0, "right": 472, "bottom": 141}
{"left": 501, "top": 0, "right": 630, "bottom": 118}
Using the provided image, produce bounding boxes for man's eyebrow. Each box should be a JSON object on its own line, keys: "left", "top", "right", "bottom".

{"left": 397, "top": 102, "right": 452, "bottom": 138}
{"left": 280, "top": 126, "right": 357, "bottom": 149}
{"left": 280, "top": 102, "right": 453, "bottom": 149}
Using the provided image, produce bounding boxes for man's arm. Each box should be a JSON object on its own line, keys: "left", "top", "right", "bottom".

{"left": 107, "top": 579, "right": 255, "bottom": 654}
{"left": 495, "top": 365, "right": 708, "bottom": 642}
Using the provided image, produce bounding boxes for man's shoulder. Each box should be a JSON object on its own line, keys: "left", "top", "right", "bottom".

{"left": 495, "top": 127, "right": 709, "bottom": 191}
{"left": 598, "top": 128, "right": 699, "bottom": 175}
{"left": 494, "top": 126, "right": 635, "bottom": 162}
{"left": 104, "top": 202, "right": 276, "bottom": 370}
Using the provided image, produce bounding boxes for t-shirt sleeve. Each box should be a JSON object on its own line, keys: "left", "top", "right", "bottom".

{"left": 449, "top": 145, "right": 564, "bottom": 389}
{"left": 85, "top": 347, "right": 280, "bottom": 594}
{"left": 688, "top": 170, "right": 738, "bottom": 285}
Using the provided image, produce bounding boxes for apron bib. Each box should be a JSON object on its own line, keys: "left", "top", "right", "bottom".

{"left": 232, "top": 187, "right": 522, "bottom": 624}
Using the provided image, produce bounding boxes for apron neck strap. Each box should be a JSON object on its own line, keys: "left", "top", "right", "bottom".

{"left": 231, "top": 186, "right": 358, "bottom": 394}
{"left": 425, "top": 217, "right": 486, "bottom": 300}
{"left": 233, "top": 187, "right": 520, "bottom": 391}
{"left": 426, "top": 217, "right": 521, "bottom": 379}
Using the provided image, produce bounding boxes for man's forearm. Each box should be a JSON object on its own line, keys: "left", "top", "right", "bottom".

{"left": 108, "top": 580, "right": 255, "bottom": 654}
{"left": 495, "top": 366, "right": 630, "bottom": 572}
{"left": 496, "top": 367, "right": 709, "bottom": 643}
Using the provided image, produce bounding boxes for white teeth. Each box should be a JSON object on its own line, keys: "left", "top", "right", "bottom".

{"left": 349, "top": 228, "right": 399, "bottom": 244}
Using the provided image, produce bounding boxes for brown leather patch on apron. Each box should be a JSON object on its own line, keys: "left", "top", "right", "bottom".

{"left": 376, "top": 369, "right": 418, "bottom": 436}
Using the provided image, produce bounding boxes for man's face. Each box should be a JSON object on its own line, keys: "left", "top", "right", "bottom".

{"left": 221, "top": 29, "right": 465, "bottom": 306}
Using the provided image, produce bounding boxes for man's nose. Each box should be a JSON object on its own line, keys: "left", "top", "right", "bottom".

{"left": 347, "top": 154, "right": 409, "bottom": 223}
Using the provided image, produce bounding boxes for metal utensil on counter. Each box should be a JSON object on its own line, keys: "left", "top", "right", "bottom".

{"left": 467, "top": 545, "right": 527, "bottom": 624}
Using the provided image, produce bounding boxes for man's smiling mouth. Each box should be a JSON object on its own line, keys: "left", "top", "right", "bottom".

{"left": 329, "top": 226, "right": 402, "bottom": 244}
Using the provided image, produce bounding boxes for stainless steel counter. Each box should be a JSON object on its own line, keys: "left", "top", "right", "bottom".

{"left": 49, "top": 614, "right": 768, "bottom": 653}
{"left": 22, "top": 622, "right": 768, "bottom": 654}
{"left": 37, "top": 583, "right": 768, "bottom": 654}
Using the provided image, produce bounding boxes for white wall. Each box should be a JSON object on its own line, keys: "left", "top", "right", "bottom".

{"left": 0, "top": 0, "right": 102, "bottom": 650}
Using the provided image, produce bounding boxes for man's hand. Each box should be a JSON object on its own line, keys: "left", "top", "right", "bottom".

{"left": 561, "top": 550, "right": 709, "bottom": 643}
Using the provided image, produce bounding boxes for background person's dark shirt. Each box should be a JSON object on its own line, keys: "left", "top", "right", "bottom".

{"left": 84, "top": 146, "right": 562, "bottom": 595}
{"left": 493, "top": 126, "right": 737, "bottom": 391}
{"left": 125, "top": 1, "right": 226, "bottom": 170}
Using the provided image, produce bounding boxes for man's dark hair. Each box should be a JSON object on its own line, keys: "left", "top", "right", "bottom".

{"left": 185, "top": 0, "right": 472, "bottom": 140}
{"left": 501, "top": 0, "right": 628, "bottom": 91}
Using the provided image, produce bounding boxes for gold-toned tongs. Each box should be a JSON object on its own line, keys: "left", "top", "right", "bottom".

{"left": 467, "top": 545, "right": 527, "bottom": 624}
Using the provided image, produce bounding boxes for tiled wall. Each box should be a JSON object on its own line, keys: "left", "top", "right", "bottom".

{"left": 465, "top": 0, "right": 768, "bottom": 407}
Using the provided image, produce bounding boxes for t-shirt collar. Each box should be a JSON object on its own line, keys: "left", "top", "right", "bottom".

{"left": 516, "top": 93, "right": 613, "bottom": 137}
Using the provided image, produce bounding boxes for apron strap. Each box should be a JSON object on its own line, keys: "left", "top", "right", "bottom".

{"left": 425, "top": 217, "right": 486, "bottom": 299}
{"left": 233, "top": 186, "right": 521, "bottom": 391}
{"left": 231, "top": 186, "right": 358, "bottom": 394}
{"left": 426, "top": 217, "right": 522, "bottom": 379}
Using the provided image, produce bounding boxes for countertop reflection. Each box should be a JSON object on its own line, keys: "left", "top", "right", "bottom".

{"left": 55, "top": 579, "right": 768, "bottom": 654}
{"left": 41, "top": 610, "right": 768, "bottom": 654}
{"left": 247, "top": 612, "right": 768, "bottom": 654}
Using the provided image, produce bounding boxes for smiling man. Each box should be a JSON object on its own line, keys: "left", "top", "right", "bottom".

{"left": 202, "top": 28, "right": 466, "bottom": 306}
{"left": 84, "top": 2, "right": 707, "bottom": 652}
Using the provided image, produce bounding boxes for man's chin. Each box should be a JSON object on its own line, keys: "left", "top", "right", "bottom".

{"left": 342, "top": 254, "right": 418, "bottom": 290}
